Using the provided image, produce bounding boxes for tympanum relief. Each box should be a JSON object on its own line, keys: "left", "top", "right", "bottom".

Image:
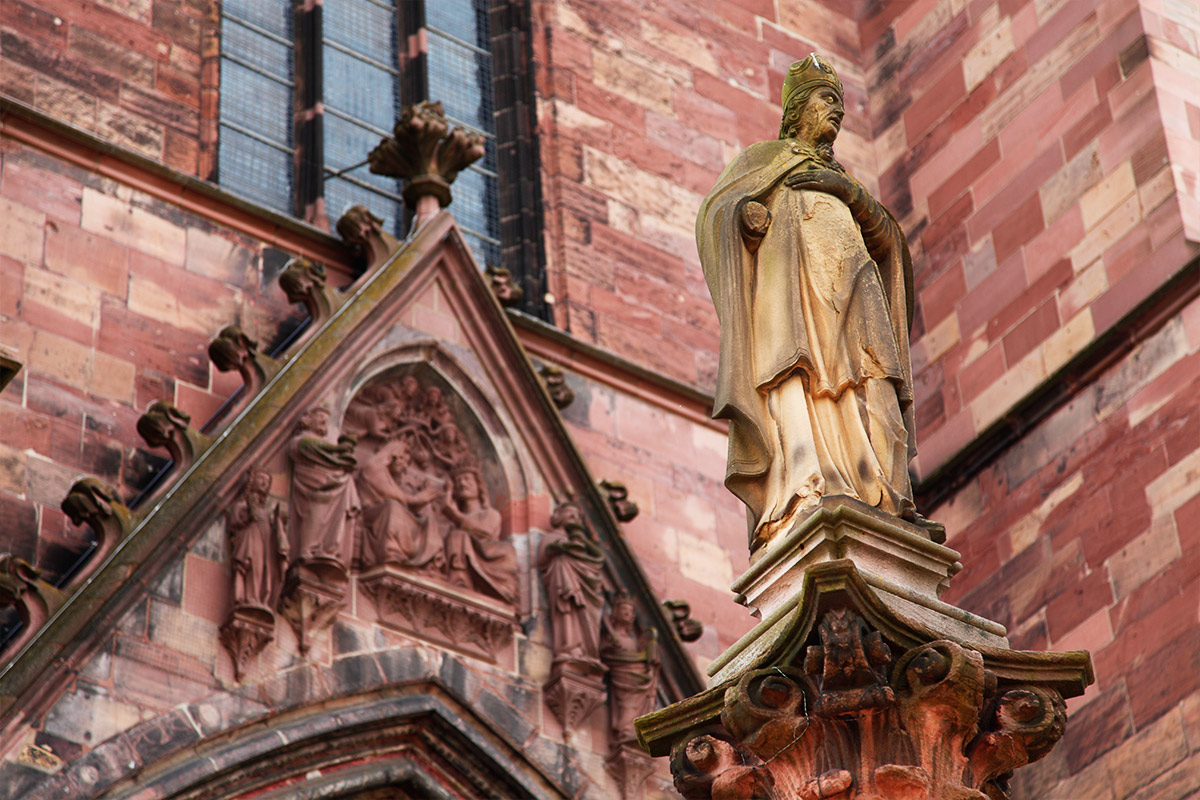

{"left": 348, "top": 372, "right": 519, "bottom": 661}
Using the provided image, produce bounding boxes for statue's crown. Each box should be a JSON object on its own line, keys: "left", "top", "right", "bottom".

{"left": 782, "top": 53, "right": 843, "bottom": 110}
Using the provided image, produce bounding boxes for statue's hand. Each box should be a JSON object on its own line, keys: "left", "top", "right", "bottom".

{"left": 785, "top": 168, "right": 853, "bottom": 201}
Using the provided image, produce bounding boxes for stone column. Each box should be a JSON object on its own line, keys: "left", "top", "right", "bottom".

{"left": 634, "top": 497, "right": 1092, "bottom": 800}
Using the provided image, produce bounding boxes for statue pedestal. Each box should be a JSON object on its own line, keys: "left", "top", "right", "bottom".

{"left": 636, "top": 501, "right": 1093, "bottom": 800}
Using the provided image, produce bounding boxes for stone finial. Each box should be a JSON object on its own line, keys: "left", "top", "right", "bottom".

{"left": 368, "top": 100, "right": 485, "bottom": 228}
{"left": 61, "top": 477, "right": 133, "bottom": 567}
{"left": 539, "top": 365, "right": 574, "bottom": 410}
{"left": 663, "top": 600, "right": 703, "bottom": 643}
{"left": 486, "top": 265, "right": 524, "bottom": 307}
{"left": 136, "top": 401, "right": 211, "bottom": 473}
{"left": 601, "top": 480, "right": 639, "bottom": 522}
{"left": 336, "top": 206, "right": 401, "bottom": 274}
{"left": 279, "top": 258, "right": 341, "bottom": 327}
{"left": 208, "top": 326, "right": 277, "bottom": 398}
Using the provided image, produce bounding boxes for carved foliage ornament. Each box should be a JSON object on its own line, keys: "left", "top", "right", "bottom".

{"left": 669, "top": 609, "right": 1067, "bottom": 800}
{"left": 368, "top": 101, "right": 485, "bottom": 211}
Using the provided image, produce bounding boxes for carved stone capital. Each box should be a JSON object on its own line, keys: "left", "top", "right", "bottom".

{"left": 367, "top": 101, "right": 485, "bottom": 226}
{"left": 136, "top": 401, "right": 211, "bottom": 473}
{"left": 279, "top": 258, "right": 342, "bottom": 327}
{"left": 207, "top": 326, "right": 278, "bottom": 398}
{"left": 639, "top": 592, "right": 1085, "bottom": 800}
{"left": 220, "top": 605, "right": 275, "bottom": 681}
{"left": 61, "top": 477, "right": 133, "bottom": 567}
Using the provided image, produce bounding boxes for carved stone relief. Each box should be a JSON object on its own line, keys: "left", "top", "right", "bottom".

{"left": 663, "top": 600, "right": 704, "bottom": 643}
{"left": 540, "top": 500, "right": 609, "bottom": 730}
{"left": 347, "top": 373, "right": 515, "bottom": 604}
{"left": 348, "top": 370, "right": 519, "bottom": 662}
{"left": 668, "top": 607, "right": 1069, "bottom": 800}
{"left": 602, "top": 594, "right": 661, "bottom": 800}
{"left": 60, "top": 478, "right": 132, "bottom": 568}
{"left": 280, "top": 407, "right": 360, "bottom": 655}
{"left": 0, "top": 556, "right": 66, "bottom": 655}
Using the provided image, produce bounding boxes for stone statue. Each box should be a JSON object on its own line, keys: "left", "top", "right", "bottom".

{"left": 226, "top": 468, "right": 288, "bottom": 608}
{"left": 287, "top": 407, "right": 360, "bottom": 566}
{"left": 358, "top": 438, "right": 445, "bottom": 570}
{"left": 539, "top": 501, "right": 606, "bottom": 661}
{"left": 600, "top": 594, "right": 659, "bottom": 748}
{"left": 441, "top": 466, "right": 517, "bottom": 603}
{"left": 697, "top": 53, "right": 925, "bottom": 548}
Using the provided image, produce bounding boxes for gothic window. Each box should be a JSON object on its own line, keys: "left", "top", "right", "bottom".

{"left": 217, "top": 0, "right": 507, "bottom": 276}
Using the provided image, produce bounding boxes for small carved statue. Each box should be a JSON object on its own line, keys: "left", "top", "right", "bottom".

{"left": 442, "top": 466, "right": 517, "bottom": 603}
{"left": 358, "top": 438, "right": 445, "bottom": 570}
{"left": 0, "top": 555, "right": 64, "bottom": 634}
{"left": 485, "top": 265, "right": 524, "bottom": 307}
{"left": 539, "top": 501, "right": 607, "bottom": 662}
{"left": 697, "top": 54, "right": 937, "bottom": 548}
{"left": 287, "top": 407, "right": 360, "bottom": 566}
{"left": 226, "top": 469, "right": 288, "bottom": 609}
{"left": 61, "top": 477, "right": 131, "bottom": 566}
{"left": 601, "top": 595, "right": 660, "bottom": 748}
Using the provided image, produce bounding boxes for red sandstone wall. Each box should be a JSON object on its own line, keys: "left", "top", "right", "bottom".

{"left": 0, "top": 131, "right": 302, "bottom": 582}
{"left": 0, "top": 0, "right": 208, "bottom": 173}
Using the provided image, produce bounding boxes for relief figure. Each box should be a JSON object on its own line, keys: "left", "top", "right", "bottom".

{"left": 288, "top": 407, "right": 360, "bottom": 565}
{"left": 358, "top": 439, "right": 445, "bottom": 570}
{"left": 539, "top": 501, "right": 606, "bottom": 661}
{"left": 227, "top": 468, "right": 288, "bottom": 608}
{"left": 442, "top": 467, "right": 517, "bottom": 603}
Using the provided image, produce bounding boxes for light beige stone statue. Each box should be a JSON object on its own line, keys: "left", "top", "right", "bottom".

{"left": 698, "top": 54, "right": 925, "bottom": 549}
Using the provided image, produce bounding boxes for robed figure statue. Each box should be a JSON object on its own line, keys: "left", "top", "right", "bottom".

{"left": 699, "top": 54, "right": 927, "bottom": 549}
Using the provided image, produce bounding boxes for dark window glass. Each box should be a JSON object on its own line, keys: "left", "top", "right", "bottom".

{"left": 218, "top": 2, "right": 294, "bottom": 212}
{"left": 217, "top": 0, "right": 501, "bottom": 270}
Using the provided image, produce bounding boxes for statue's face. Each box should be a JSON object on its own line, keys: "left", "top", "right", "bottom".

{"left": 454, "top": 471, "right": 479, "bottom": 500}
{"left": 390, "top": 444, "right": 411, "bottom": 471}
{"left": 797, "top": 87, "right": 843, "bottom": 145}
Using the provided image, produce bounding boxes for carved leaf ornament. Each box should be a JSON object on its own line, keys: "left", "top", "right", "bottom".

{"left": 670, "top": 609, "right": 1067, "bottom": 800}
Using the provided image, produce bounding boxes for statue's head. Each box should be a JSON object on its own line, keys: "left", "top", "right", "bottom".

{"left": 779, "top": 54, "right": 844, "bottom": 144}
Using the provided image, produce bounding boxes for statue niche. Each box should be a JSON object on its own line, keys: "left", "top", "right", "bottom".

{"left": 346, "top": 371, "right": 516, "bottom": 605}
